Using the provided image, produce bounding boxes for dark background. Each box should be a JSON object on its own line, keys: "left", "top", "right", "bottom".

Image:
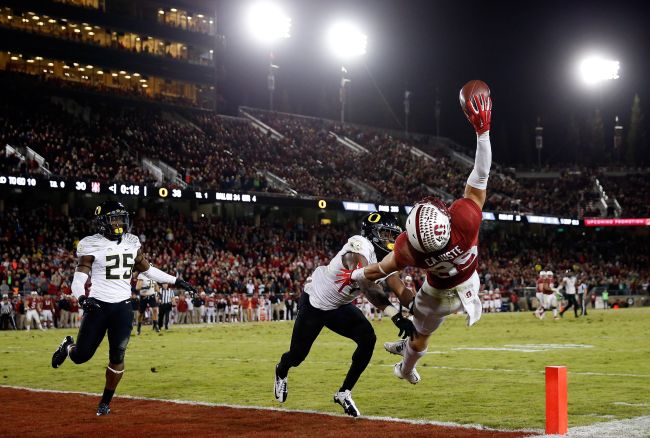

{"left": 217, "top": 0, "right": 650, "bottom": 166}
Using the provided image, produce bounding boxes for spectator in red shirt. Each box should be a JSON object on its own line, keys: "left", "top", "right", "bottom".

{"left": 251, "top": 293, "right": 260, "bottom": 322}
{"left": 177, "top": 293, "right": 189, "bottom": 324}
{"left": 241, "top": 295, "right": 250, "bottom": 322}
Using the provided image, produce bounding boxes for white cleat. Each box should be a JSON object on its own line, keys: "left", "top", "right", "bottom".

{"left": 274, "top": 365, "right": 287, "bottom": 403}
{"left": 393, "top": 362, "right": 421, "bottom": 385}
{"left": 333, "top": 390, "right": 360, "bottom": 417}
{"left": 384, "top": 339, "right": 407, "bottom": 357}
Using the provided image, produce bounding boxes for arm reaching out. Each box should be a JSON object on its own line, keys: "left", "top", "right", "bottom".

{"left": 463, "top": 94, "right": 492, "bottom": 210}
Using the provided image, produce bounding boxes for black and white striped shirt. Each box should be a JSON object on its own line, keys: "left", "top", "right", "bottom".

{"left": 160, "top": 288, "right": 176, "bottom": 304}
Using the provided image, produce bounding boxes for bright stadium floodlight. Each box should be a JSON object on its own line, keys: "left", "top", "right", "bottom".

{"left": 579, "top": 56, "right": 620, "bottom": 85}
{"left": 246, "top": 2, "right": 291, "bottom": 44}
{"left": 326, "top": 21, "right": 367, "bottom": 60}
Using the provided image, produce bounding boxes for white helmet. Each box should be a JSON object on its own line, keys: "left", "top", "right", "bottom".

{"left": 405, "top": 197, "right": 451, "bottom": 253}
{"left": 539, "top": 271, "right": 547, "bottom": 277}
{"left": 547, "top": 271, "right": 554, "bottom": 277}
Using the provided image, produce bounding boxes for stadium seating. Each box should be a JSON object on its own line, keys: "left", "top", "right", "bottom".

{"left": 1, "top": 73, "right": 648, "bottom": 217}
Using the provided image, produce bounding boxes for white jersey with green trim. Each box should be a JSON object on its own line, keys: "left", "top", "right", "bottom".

{"left": 137, "top": 273, "right": 156, "bottom": 296}
{"left": 76, "top": 233, "right": 141, "bottom": 303}
{"left": 305, "top": 235, "right": 377, "bottom": 311}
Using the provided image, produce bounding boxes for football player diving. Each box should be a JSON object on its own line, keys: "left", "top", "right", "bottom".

{"left": 337, "top": 88, "right": 493, "bottom": 385}
{"left": 274, "top": 212, "right": 416, "bottom": 417}
{"left": 51, "top": 200, "right": 197, "bottom": 416}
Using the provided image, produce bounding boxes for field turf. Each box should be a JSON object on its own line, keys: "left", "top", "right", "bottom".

{"left": 1, "top": 308, "right": 649, "bottom": 430}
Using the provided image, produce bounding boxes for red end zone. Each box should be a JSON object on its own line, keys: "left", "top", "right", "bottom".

{"left": 0, "top": 387, "right": 535, "bottom": 437}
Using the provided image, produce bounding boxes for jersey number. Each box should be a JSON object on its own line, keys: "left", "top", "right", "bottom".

{"left": 106, "top": 254, "right": 135, "bottom": 280}
{"left": 428, "top": 246, "right": 478, "bottom": 278}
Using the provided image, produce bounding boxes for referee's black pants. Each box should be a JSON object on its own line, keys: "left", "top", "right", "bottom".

{"left": 561, "top": 294, "right": 580, "bottom": 317}
{"left": 70, "top": 299, "right": 133, "bottom": 365}
{"left": 159, "top": 303, "right": 172, "bottom": 329}
{"left": 277, "top": 292, "right": 376, "bottom": 392}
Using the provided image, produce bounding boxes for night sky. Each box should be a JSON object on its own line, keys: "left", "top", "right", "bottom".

{"left": 217, "top": 0, "right": 650, "bottom": 166}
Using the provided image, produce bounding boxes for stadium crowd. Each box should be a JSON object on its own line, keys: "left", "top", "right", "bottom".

{"left": 1, "top": 202, "right": 648, "bottom": 330}
{"left": 2, "top": 74, "right": 648, "bottom": 218}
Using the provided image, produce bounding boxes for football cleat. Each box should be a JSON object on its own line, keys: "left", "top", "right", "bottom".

{"left": 384, "top": 339, "right": 407, "bottom": 357}
{"left": 96, "top": 403, "right": 111, "bottom": 416}
{"left": 393, "top": 362, "right": 421, "bottom": 385}
{"left": 333, "top": 390, "right": 360, "bottom": 417}
{"left": 51, "top": 335, "right": 74, "bottom": 369}
{"left": 274, "top": 364, "right": 287, "bottom": 403}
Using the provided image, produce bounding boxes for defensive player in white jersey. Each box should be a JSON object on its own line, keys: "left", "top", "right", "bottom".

{"left": 559, "top": 270, "right": 579, "bottom": 318}
{"left": 136, "top": 272, "right": 159, "bottom": 333}
{"left": 51, "top": 201, "right": 196, "bottom": 416}
{"left": 274, "top": 212, "right": 415, "bottom": 417}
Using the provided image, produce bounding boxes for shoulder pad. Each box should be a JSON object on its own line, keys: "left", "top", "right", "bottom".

{"left": 122, "top": 233, "right": 142, "bottom": 249}
{"left": 76, "top": 234, "right": 109, "bottom": 256}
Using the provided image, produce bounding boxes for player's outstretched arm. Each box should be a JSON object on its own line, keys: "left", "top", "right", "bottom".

{"left": 336, "top": 251, "right": 401, "bottom": 288}
{"left": 463, "top": 94, "right": 492, "bottom": 210}
{"left": 133, "top": 249, "right": 197, "bottom": 294}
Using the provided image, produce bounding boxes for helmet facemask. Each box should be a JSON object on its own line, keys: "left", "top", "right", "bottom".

{"left": 97, "top": 210, "right": 130, "bottom": 241}
{"left": 370, "top": 224, "right": 402, "bottom": 258}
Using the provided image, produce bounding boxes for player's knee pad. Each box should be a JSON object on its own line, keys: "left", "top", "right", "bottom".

{"left": 109, "top": 347, "right": 126, "bottom": 365}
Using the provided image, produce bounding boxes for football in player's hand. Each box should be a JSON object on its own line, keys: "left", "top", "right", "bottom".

{"left": 459, "top": 80, "right": 490, "bottom": 115}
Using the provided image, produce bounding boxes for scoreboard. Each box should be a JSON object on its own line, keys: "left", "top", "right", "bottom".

{"left": 2, "top": 173, "right": 648, "bottom": 227}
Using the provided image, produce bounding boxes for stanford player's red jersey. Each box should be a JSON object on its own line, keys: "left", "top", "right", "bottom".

{"left": 394, "top": 198, "right": 482, "bottom": 289}
{"left": 542, "top": 278, "right": 554, "bottom": 295}
{"left": 536, "top": 278, "right": 545, "bottom": 293}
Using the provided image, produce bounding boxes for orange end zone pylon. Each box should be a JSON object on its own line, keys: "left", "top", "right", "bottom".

{"left": 546, "top": 366, "right": 568, "bottom": 435}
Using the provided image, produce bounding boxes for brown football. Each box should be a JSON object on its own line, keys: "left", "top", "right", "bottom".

{"left": 459, "top": 80, "right": 490, "bottom": 114}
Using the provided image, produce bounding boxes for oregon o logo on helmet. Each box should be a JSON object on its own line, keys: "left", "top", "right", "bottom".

{"left": 95, "top": 206, "right": 101, "bottom": 215}
{"left": 368, "top": 213, "right": 381, "bottom": 223}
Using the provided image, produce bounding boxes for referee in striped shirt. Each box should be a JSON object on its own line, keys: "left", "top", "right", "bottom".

{"left": 158, "top": 284, "right": 176, "bottom": 330}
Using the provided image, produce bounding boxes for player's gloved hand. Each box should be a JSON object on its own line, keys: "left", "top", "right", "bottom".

{"left": 79, "top": 296, "right": 101, "bottom": 314}
{"left": 391, "top": 313, "right": 416, "bottom": 340}
{"left": 465, "top": 94, "right": 492, "bottom": 134}
{"left": 175, "top": 278, "right": 197, "bottom": 294}
{"left": 335, "top": 263, "right": 363, "bottom": 293}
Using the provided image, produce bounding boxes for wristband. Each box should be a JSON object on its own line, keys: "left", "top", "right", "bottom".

{"left": 383, "top": 305, "right": 399, "bottom": 318}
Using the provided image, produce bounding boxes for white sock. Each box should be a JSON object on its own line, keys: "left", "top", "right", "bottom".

{"left": 402, "top": 341, "right": 426, "bottom": 374}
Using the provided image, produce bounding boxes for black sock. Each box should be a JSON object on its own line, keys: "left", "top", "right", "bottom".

{"left": 276, "top": 360, "right": 289, "bottom": 379}
{"left": 101, "top": 388, "right": 115, "bottom": 405}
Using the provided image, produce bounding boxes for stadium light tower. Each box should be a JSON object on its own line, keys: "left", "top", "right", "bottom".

{"left": 326, "top": 21, "right": 367, "bottom": 123}
{"left": 579, "top": 56, "right": 620, "bottom": 85}
{"left": 245, "top": 2, "right": 291, "bottom": 111}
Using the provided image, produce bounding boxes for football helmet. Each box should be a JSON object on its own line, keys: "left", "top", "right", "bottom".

{"left": 405, "top": 197, "right": 451, "bottom": 253}
{"left": 95, "top": 200, "right": 130, "bottom": 241}
{"left": 360, "top": 212, "right": 403, "bottom": 259}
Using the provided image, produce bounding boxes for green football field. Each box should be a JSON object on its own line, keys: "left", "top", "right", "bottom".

{"left": 1, "top": 308, "right": 649, "bottom": 430}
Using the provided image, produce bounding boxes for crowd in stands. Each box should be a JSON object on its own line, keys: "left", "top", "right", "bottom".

{"left": 1, "top": 73, "right": 649, "bottom": 218}
{"left": 1, "top": 202, "right": 648, "bottom": 330}
{"left": 601, "top": 174, "right": 650, "bottom": 217}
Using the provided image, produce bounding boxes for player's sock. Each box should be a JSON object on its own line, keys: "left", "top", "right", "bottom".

{"left": 402, "top": 341, "right": 426, "bottom": 374}
{"left": 100, "top": 388, "right": 115, "bottom": 405}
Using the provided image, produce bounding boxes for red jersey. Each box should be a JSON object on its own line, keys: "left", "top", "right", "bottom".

{"left": 43, "top": 297, "right": 55, "bottom": 311}
{"left": 394, "top": 198, "right": 482, "bottom": 289}
{"left": 536, "top": 278, "right": 546, "bottom": 293}
{"left": 543, "top": 278, "right": 554, "bottom": 295}
{"left": 26, "top": 297, "right": 40, "bottom": 310}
